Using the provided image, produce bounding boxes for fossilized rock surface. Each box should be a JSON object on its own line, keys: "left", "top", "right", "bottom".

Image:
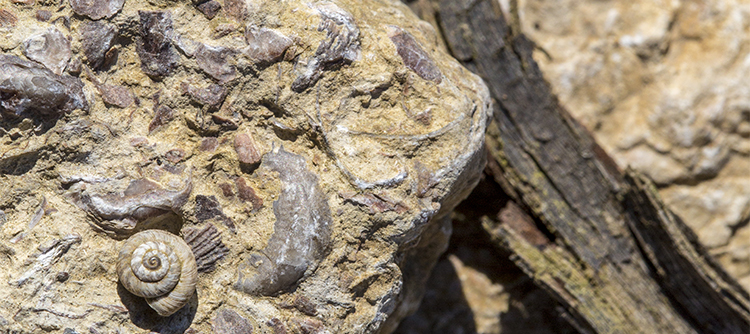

{"left": 514, "top": 0, "right": 750, "bottom": 292}
{"left": 0, "top": 0, "right": 489, "bottom": 333}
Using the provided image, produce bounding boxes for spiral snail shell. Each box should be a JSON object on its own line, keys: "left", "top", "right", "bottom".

{"left": 117, "top": 229, "right": 198, "bottom": 317}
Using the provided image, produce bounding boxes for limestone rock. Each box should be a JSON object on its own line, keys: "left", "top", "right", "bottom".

{"left": 0, "top": 0, "right": 489, "bottom": 333}
{"left": 518, "top": 0, "right": 750, "bottom": 292}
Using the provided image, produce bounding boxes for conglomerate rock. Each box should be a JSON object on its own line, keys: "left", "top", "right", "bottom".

{"left": 515, "top": 0, "right": 750, "bottom": 292}
{"left": 0, "top": 0, "right": 490, "bottom": 333}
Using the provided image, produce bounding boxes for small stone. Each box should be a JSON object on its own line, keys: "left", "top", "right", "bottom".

{"left": 164, "top": 148, "right": 186, "bottom": 163}
{"left": 23, "top": 27, "right": 71, "bottom": 75}
{"left": 212, "top": 308, "right": 253, "bottom": 334}
{"left": 55, "top": 271, "right": 69, "bottom": 282}
{"left": 186, "top": 83, "right": 227, "bottom": 106}
{"left": 388, "top": 26, "right": 442, "bottom": 83}
{"left": 200, "top": 137, "right": 219, "bottom": 151}
{"left": 196, "top": 44, "right": 238, "bottom": 82}
{"left": 35, "top": 9, "right": 50, "bottom": 22}
{"left": 137, "top": 11, "right": 178, "bottom": 78}
{"left": 245, "top": 27, "right": 293, "bottom": 65}
{"left": 70, "top": 0, "right": 125, "bottom": 20}
{"left": 148, "top": 105, "right": 175, "bottom": 133}
{"left": 80, "top": 21, "right": 117, "bottom": 69}
{"left": 218, "top": 182, "right": 234, "bottom": 198}
{"left": 195, "top": 195, "right": 235, "bottom": 232}
{"left": 197, "top": 0, "right": 221, "bottom": 20}
{"left": 221, "top": 0, "right": 246, "bottom": 21}
{"left": 233, "top": 133, "right": 261, "bottom": 165}
{"left": 97, "top": 84, "right": 133, "bottom": 108}
{"left": 212, "top": 23, "right": 237, "bottom": 39}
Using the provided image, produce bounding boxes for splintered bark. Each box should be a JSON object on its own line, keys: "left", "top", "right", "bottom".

{"left": 405, "top": 0, "right": 750, "bottom": 332}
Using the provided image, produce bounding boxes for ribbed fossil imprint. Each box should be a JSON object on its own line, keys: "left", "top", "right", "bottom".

{"left": 117, "top": 229, "right": 198, "bottom": 316}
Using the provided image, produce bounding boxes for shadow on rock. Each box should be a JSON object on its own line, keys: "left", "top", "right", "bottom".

{"left": 117, "top": 282, "right": 197, "bottom": 334}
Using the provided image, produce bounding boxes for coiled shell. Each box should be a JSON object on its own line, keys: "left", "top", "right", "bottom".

{"left": 117, "top": 229, "right": 198, "bottom": 316}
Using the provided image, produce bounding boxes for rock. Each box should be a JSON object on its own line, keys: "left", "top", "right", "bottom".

{"left": 518, "top": 0, "right": 750, "bottom": 291}
{"left": 244, "top": 27, "right": 293, "bottom": 65}
{"left": 70, "top": 0, "right": 125, "bottom": 20}
{"left": 197, "top": 0, "right": 221, "bottom": 20}
{"left": 196, "top": 44, "right": 238, "bottom": 83}
{"left": 0, "top": 54, "right": 87, "bottom": 117}
{"left": 212, "top": 308, "right": 253, "bottom": 334}
{"left": 0, "top": 0, "right": 489, "bottom": 332}
{"left": 235, "top": 147, "right": 333, "bottom": 296}
{"left": 80, "top": 21, "right": 117, "bottom": 69}
{"left": 23, "top": 27, "right": 71, "bottom": 75}
{"left": 137, "top": 10, "right": 178, "bottom": 78}
{"left": 233, "top": 132, "right": 261, "bottom": 165}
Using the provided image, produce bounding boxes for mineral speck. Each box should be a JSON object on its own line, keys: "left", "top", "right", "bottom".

{"left": 235, "top": 147, "right": 332, "bottom": 295}
{"left": 137, "top": 11, "right": 178, "bottom": 78}
{"left": 236, "top": 177, "right": 262, "bottom": 210}
{"left": 35, "top": 9, "right": 50, "bottom": 22}
{"left": 185, "top": 83, "right": 226, "bottom": 106}
{"left": 23, "top": 27, "right": 71, "bottom": 75}
{"left": 149, "top": 105, "right": 175, "bottom": 133}
{"left": 70, "top": 0, "right": 125, "bottom": 20}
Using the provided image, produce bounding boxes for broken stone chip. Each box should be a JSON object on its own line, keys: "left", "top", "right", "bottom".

{"left": 70, "top": 0, "right": 125, "bottom": 20}
{"left": 23, "top": 27, "right": 71, "bottom": 75}
{"left": 80, "top": 21, "right": 117, "bottom": 69}
{"left": 244, "top": 26, "right": 293, "bottom": 65}
{"left": 196, "top": 43, "right": 238, "bottom": 82}
{"left": 0, "top": 54, "right": 88, "bottom": 117}
{"left": 388, "top": 26, "right": 442, "bottom": 83}
{"left": 137, "top": 10, "right": 178, "bottom": 78}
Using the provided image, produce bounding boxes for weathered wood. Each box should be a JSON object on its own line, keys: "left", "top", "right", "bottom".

{"left": 409, "top": 0, "right": 750, "bottom": 332}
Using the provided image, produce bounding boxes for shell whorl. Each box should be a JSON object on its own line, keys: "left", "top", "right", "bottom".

{"left": 117, "top": 230, "right": 198, "bottom": 317}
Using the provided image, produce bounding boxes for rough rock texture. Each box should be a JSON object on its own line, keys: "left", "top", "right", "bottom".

{"left": 515, "top": 0, "right": 750, "bottom": 292}
{"left": 0, "top": 0, "right": 489, "bottom": 333}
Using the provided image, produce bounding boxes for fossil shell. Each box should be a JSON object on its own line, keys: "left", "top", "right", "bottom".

{"left": 117, "top": 230, "right": 198, "bottom": 317}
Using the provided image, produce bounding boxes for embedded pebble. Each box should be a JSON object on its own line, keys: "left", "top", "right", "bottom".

{"left": 23, "top": 27, "right": 71, "bottom": 75}
{"left": 388, "top": 26, "right": 442, "bottom": 83}
{"left": 70, "top": 0, "right": 125, "bottom": 20}
{"left": 197, "top": 0, "right": 221, "bottom": 20}
{"left": 196, "top": 44, "right": 238, "bottom": 82}
{"left": 80, "top": 21, "right": 117, "bottom": 69}
{"left": 137, "top": 10, "right": 178, "bottom": 78}
{"left": 212, "top": 308, "right": 253, "bottom": 334}
{"left": 0, "top": 54, "right": 88, "bottom": 116}
{"left": 233, "top": 132, "right": 261, "bottom": 165}
{"left": 245, "top": 27, "right": 293, "bottom": 64}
